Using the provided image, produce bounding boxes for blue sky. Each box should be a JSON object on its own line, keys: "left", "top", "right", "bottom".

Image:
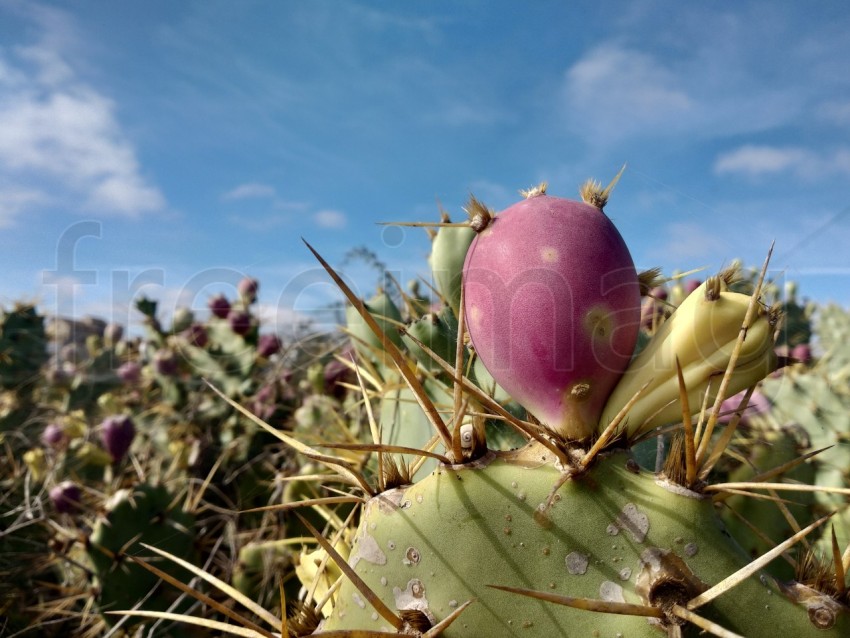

{"left": 2, "top": 0, "right": 849, "bottom": 335}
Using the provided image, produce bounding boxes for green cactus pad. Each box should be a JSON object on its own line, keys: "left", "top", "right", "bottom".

{"left": 86, "top": 484, "right": 196, "bottom": 625}
{"left": 429, "top": 223, "right": 476, "bottom": 317}
{"left": 346, "top": 291, "right": 405, "bottom": 363}
{"left": 319, "top": 448, "right": 847, "bottom": 636}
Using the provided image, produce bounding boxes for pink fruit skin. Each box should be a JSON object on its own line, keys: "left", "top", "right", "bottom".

{"left": 463, "top": 195, "right": 640, "bottom": 440}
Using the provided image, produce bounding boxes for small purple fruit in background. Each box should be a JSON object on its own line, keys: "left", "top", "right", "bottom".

{"left": 251, "top": 383, "right": 278, "bottom": 421}
{"left": 719, "top": 389, "right": 771, "bottom": 427}
{"left": 100, "top": 415, "right": 136, "bottom": 462}
{"left": 650, "top": 286, "right": 669, "bottom": 301}
{"left": 50, "top": 481, "right": 82, "bottom": 514}
{"left": 154, "top": 349, "right": 179, "bottom": 376}
{"left": 41, "top": 423, "right": 66, "bottom": 449}
{"left": 323, "top": 356, "right": 354, "bottom": 401}
{"left": 184, "top": 323, "right": 209, "bottom": 348}
{"left": 685, "top": 279, "right": 702, "bottom": 295}
{"left": 45, "top": 364, "right": 72, "bottom": 387}
{"left": 228, "top": 310, "right": 252, "bottom": 336}
{"left": 641, "top": 286, "right": 669, "bottom": 331}
{"left": 208, "top": 294, "right": 231, "bottom": 319}
{"left": 117, "top": 360, "right": 142, "bottom": 384}
{"left": 257, "top": 333, "right": 282, "bottom": 358}
{"left": 792, "top": 343, "right": 812, "bottom": 365}
{"left": 238, "top": 277, "right": 259, "bottom": 304}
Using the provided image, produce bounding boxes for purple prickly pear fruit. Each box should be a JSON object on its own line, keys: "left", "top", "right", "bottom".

{"left": 208, "top": 294, "right": 231, "bottom": 319}
{"left": 640, "top": 287, "right": 669, "bottom": 331}
{"left": 791, "top": 343, "right": 812, "bottom": 365}
{"left": 719, "top": 389, "right": 771, "bottom": 426}
{"left": 463, "top": 191, "right": 640, "bottom": 440}
{"left": 685, "top": 279, "right": 702, "bottom": 295}
{"left": 184, "top": 323, "right": 209, "bottom": 348}
{"left": 640, "top": 299, "right": 658, "bottom": 330}
{"left": 324, "top": 355, "right": 354, "bottom": 400}
{"left": 41, "top": 423, "right": 66, "bottom": 448}
{"left": 117, "top": 360, "right": 142, "bottom": 384}
{"left": 45, "top": 364, "right": 72, "bottom": 387}
{"left": 100, "top": 415, "right": 136, "bottom": 462}
{"left": 228, "top": 310, "right": 252, "bottom": 336}
{"left": 257, "top": 333, "right": 282, "bottom": 358}
{"left": 650, "top": 286, "right": 668, "bottom": 301}
{"left": 50, "top": 481, "right": 82, "bottom": 514}
{"left": 251, "top": 383, "right": 278, "bottom": 421}
{"left": 154, "top": 349, "right": 179, "bottom": 376}
{"left": 238, "top": 277, "right": 259, "bottom": 304}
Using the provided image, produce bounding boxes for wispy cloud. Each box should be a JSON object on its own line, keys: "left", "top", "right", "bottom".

{"left": 714, "top": 145, "right": 850, "bottom": 180}
{"left": 222, "top": 182, "right": 277, "bottom": 200}
{"left": 0, "top": 184, "right": 49, "bottom": 228}
{"left": 222, "top": 182, "right": 322, "bottom": 231}
{"left": 565, "top": 44, "right": 693, "bottom": 130}
{"left": 560, "top": 35, "right": 806, "bottom": 145}
{"left": 314, "top": 209, "right": 347, "bottom": 229}
{"left": 0, "top": 5, "right": 165, "bottom": 223}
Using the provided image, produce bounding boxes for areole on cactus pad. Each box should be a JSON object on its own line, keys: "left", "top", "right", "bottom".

{"left": 462, "top": 179, "right": 641, "bottom": 441}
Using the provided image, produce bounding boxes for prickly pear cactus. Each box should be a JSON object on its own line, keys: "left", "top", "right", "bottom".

{"left": 300, "top": 179, "right": 848, "bottom": 637}
{"left": 0, "top": 304, "right": 49, "bottom": 392}
{"left": 756, "top": 303, "right": 850, "bottom": 552}
{"left": 86, "top": 484, "right": 196, "bottom": 625}
{"left": 0, "top": 304, "right": 49, "bottom": 430}
{"left": 105, "top": 177, "right": 849, "bottom": 638}
{"left": 322, "top": 449, "right": 845, "bottom": 636}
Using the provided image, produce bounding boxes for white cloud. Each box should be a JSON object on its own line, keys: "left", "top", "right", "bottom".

{"left": 255, "top": 302, "right": 314, "bottom": 336}
{"left": 562, "top": 44, "right": 693, "bottom": 141}
{"left": 222, "top": 182, "right": 277, "bottom": 200}
{"left": 314, "top": 209, "right": 347, "bottom": 229}
{"left": 0, "top": 7, "right": 165, "bottom": 223}
{"left": 560, "top": 41, "right": 804, "bottom": 145}
{"left": 567, "top": 45, "right": 692, "bottom": 115}
{"left": 714, "top": 145, "right": 850, "bottom": 180}
{"left": 0, "top": 185, "right": 49, "bottom": 227}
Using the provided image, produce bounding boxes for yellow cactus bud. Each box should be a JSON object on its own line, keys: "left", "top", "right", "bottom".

{"left": 600, "top": 279, "right": 777, "bottom": 437}
{"left": 294, "top": 537, "right": 350, "bottom": 617}
{"left": 75, "top": 441, "right": 114, "bottom": 467}
{"left": 24, "top": 448, "right": 48, "bottom": 482}
{"left": 64, "top": 411, "right": 88, "bottom": 439}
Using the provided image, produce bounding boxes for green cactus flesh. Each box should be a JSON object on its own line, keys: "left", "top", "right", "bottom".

{"left": 0, "top": 305, "right": 48, "bottom": 393}
{"left": 233, "top": 538, "right": 294, "bottom": 599}
{"left": 346, "top": 291, "right": 405, "bottom": 363}
{"left": 721, "top": 427, "right": 816, "bottom": 582}
{"left": 429, "top": 223, "right": 476, "bottom": 317}
{"left": 318, "top": 446, "right": 847, "bottom": 636}
{"left": 86, "top": 484, "right": 196, "bottom": 623}
{"left": 401, "top": 306, "right": 461, "bottom": 374}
